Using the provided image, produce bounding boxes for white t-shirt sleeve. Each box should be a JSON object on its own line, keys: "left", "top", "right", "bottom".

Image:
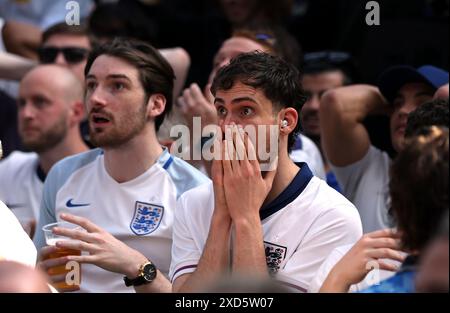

{"left": 0, "top": 201, "right": 37, "bottom": 267}
{"left": 33, "top": 164, "right": 58, "bottom": 250}
{"left": 169, "top": 194, "right": 202, "bottom": 283}
{"left": 278, "top": 204, "right": 362, "bottom": 292}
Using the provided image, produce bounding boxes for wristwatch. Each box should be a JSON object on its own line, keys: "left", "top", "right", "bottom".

{"left": 123, "top": 261, "right": 157, "bottom": 287}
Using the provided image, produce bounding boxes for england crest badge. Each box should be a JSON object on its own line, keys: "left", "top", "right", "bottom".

{"left": 130, "top": 201, "right": 164, "bottom": 235}
{"left": 264, "top": 241, "right": 287, "bottom": 274}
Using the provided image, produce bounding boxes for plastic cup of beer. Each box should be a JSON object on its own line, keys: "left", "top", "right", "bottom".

{"left": 42, "top": 221, "right": 82, "bottom": 291}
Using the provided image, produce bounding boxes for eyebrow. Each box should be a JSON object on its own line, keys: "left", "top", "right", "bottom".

{"left": 394, "top": 90, "right": 434, "bottom": 100}
{"left": 85, "top": 74, "right": 132, "bottom": 82}
{"left": 214, "top": 97, "right": 258, "bottom": 105}
{"left": 414, "top": 91, "right": 434, "bottom": 97}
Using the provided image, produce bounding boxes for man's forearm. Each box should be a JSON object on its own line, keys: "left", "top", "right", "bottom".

{"left": 0, "top": 52, "right": 36, "bottom": 80}
{"left": 322, "top": 85, "right": 388, "bottom": 124}
{"left": 232, "top": 216, "right": 268, "bottom": 276}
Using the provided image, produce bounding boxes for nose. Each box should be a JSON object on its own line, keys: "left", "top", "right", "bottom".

{"left": 219, "top": 112, "right": 237, "bottom": 133}
{"left": 304, "top": 94, "right": 320, "bottom": 112}
{"left": 19, "top": 102, "right": 36, "bottom": 120}
{"left": 54, "top": 51, "right": 68, "bottom": 66}
{"left": 399, "top": 99, "right": 417, "bottom": 115}
{"left": 86, "top": 86, "right": 108, "bottom": 110}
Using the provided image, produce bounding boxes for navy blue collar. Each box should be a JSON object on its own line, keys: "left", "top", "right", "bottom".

{"left": 292, "top": 135, "right": 303, "bottom": 150}
{"left": 259, "top": 162, "right": 313, "bottom": 221}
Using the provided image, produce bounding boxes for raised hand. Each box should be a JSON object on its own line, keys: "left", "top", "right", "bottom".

{"left": 320, "top": 228, "right": 406, "bottom": 292}
{"left": 222, "top": 124, "right": 277, "bottom": 223}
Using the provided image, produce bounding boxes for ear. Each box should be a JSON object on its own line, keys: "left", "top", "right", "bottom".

{"left": 69, "top": 100, "right": 86, "bottom": 127}
{"left": 146, "top": 94, "right": 167, "bottom": 120}
{"left": 278, "top": 107, "right": 298, "bottom": 135}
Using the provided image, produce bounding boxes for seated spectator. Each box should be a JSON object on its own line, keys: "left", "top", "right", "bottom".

{"left": 0, "top": 65, "right": 88, "bottom": 237}
{"left": 320, "top": 64, "right": 449, "bottom": 232}
{"left": 300, "top": 51, "right": 357, "bottom": 191}
{"left": 33, "top": 38, "right": 208, "bottom": 293}
{"left": 319, "top": 126, "right": 448, "bottom": 293}
{"left": 311, "top": 97, "right": 449, "bottom": 292}
{"left": 178, "top": 26, "right": 325, "bottom": 179}
{"left": 170, "top": 52, "right": 362, "bottom": 293}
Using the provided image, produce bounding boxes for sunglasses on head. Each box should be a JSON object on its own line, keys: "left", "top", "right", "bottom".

{"left": 38, "top": 46, "right": 89, "bottom": 64}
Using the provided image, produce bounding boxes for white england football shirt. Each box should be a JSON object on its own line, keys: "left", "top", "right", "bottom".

{"left": 170, "top": 163, "right": 363, "bottom": 292}
{"left": 0, "top": 151, "right": 43, "bottom": 228}
{"left": 34, "top": 148, "right": 210, "bottom": 293}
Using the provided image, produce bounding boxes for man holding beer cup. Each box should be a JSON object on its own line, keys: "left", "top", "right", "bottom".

{"left": 34, "top": 38, "right": 209, "bottom": 292}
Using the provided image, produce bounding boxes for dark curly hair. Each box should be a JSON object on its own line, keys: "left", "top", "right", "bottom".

{"left": 405, "top": 98, "right": 449, "bottom": 138}
{"left": 211, "top": 52, "right": 307, "bottom": 152}
{"left": 389, "top": 126, "right": 449, "bottom": 252}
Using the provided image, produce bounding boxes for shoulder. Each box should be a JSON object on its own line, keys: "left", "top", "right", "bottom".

{"left": 299, "top": 134, "right": 320, "bottom": 153}
{"left": 46, "top": 149, "right": 102, "bottom": 186}
{"left": 0, "top": 151, "right": 38, "bottom": 173}
{"left": 158, "top": 151, "right": 211, "bottom": 199}
{"left": 178, "top": 182, "right": 213, "bottom": 205}
{"left": 332, "top": 145, "right": 391, "bottom": 173}
{"left": 308, "top": 177, "right": 359, "bottom": 212}
{"left": 304, "top": 177, "right": 362, "bottom": 228}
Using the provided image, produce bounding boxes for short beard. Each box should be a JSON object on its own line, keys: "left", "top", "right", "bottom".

{"left": 21, "top": 115, "right": 68, "bottom": 154}
{"left": 89, "top": 102, "right": 148, "bottom": 149}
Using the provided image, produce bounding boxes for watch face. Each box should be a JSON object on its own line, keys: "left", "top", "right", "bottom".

{"left": 142, "top": 263, "right": 157, "bottom": 282}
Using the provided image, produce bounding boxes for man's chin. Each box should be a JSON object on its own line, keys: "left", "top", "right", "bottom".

{"left": 22, "top": 140, "right": 50, "bottom": 153}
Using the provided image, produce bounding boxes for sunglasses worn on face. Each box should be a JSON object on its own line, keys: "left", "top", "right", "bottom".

{"left": 38, "top": 46, "right": 89, "bottom": 64}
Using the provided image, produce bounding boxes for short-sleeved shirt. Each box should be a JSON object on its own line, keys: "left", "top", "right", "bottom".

{"left": 0, "top": 151, "right": 43, "bottom": 225}
{"left": 170, "top": 163, "right": 363, "bottom": 292}
{"left": 34, "top": 148, "right": 209, "bottom": 292}
{"left": 331, "top": 145, "right": 394, "bottom": 233}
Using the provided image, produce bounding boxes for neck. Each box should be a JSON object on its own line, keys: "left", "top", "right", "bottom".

{"left": 38, "top": 128, "right": 88, "bottom": 174}
{"left": 263, "top": 148, "right": 300, "bottom": 206}
{"left": 102, "top": 126, "right": 163, "bottom": 183}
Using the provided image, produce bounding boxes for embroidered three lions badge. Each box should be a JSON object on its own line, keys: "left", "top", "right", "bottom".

{"left": 264, "top": 241, "right": 287, "bottom": 274}
{"left": 130, "top": 201, "right": 164, "bottom": 235}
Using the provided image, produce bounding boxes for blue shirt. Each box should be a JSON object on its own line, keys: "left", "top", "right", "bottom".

{"left": 360, "top": 256, "right": 418, "bottom": 293}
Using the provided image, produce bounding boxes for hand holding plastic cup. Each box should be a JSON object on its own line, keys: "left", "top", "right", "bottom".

{"left": 42, "top": 221, "right": 82, "bottom": 291}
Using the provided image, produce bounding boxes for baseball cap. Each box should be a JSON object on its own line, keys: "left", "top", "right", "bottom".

{"left": 378, "top": 65, "right": 449, "bottom": 104}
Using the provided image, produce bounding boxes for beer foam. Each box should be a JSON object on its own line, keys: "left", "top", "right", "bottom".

{"left": 46, "top": 238, "right": 61, "bottom": 246}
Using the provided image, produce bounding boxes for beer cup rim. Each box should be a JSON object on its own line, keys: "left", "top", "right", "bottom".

{"left": 42, "top": 221, "right": 80, "bottom": 232}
